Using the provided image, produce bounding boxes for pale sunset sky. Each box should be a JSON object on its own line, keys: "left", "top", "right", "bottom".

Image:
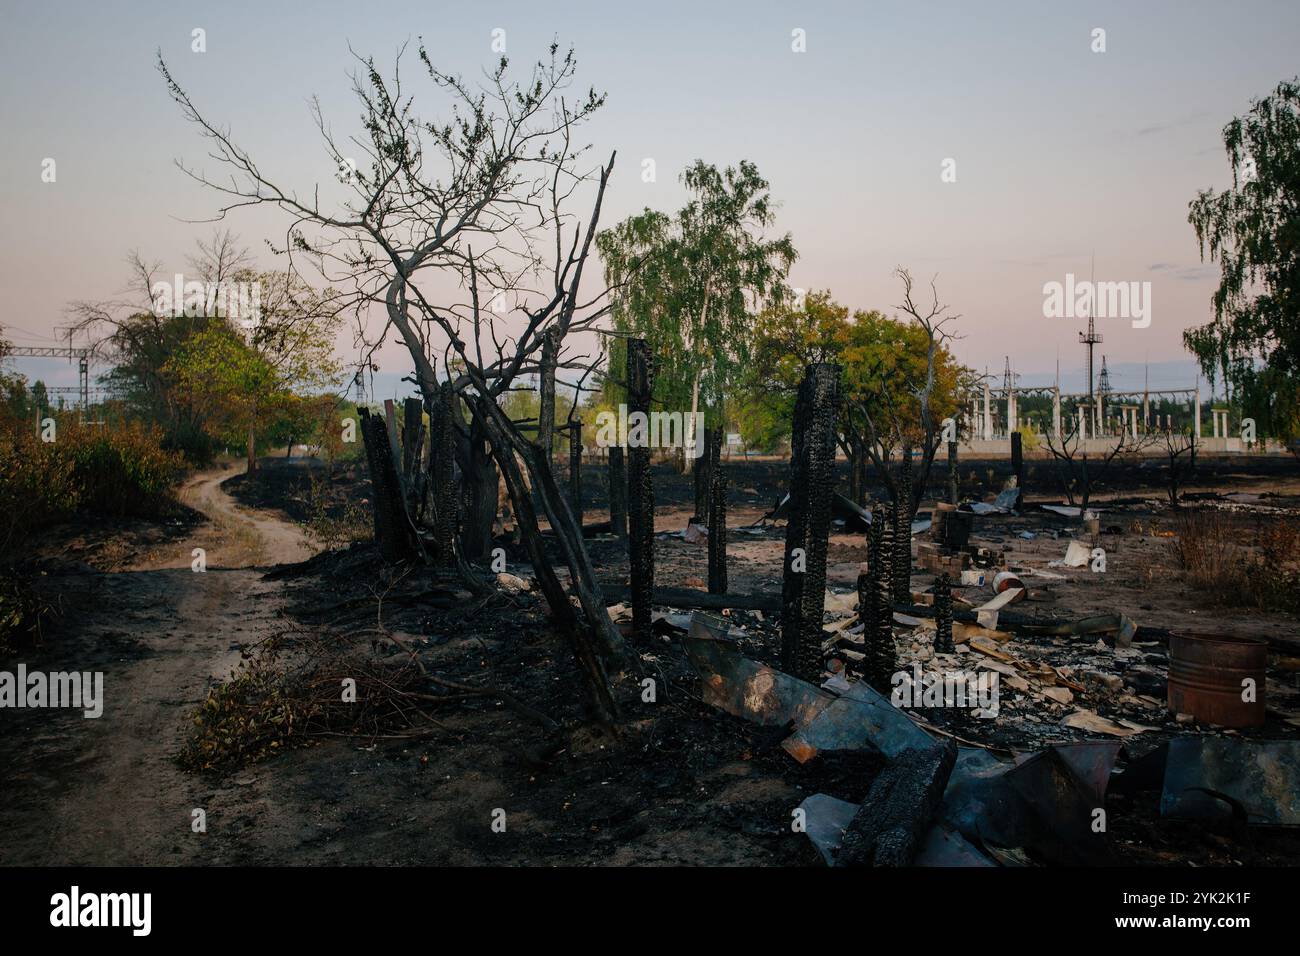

{"left": 3, "top": 0, "right": 1298, "bottom": 397}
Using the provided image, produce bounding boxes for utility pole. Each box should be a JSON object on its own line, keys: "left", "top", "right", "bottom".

{"left": 1079, "top": 255, "right": 1102, "bottom": 400}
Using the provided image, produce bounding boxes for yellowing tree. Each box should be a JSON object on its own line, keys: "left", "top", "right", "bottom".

{"left": 167, "top": 270, "right": 341, "bottom": 473}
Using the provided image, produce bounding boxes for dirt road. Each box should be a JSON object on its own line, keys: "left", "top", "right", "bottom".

{"left": 0, "top": 465, "right": 315, "bottom": 865}
{"left": 167, "top": 462, "right": 314, "bottom": 568}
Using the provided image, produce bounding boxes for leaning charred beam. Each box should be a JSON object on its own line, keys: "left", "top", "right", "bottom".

{"left": 781, "top": 363, "right": 841, "bottom": 681}
{"left": 599, "top": 585, "right": 781, "bottom": 613}
{"left": 626, "top": 338, "right": 655, "bottom": 638}
{"left": 707, "top": 461, "right": 728, "bottom": 594}
{"left": 473, "top": 404, "right": 624, "bottom": 723}
{"left": 838, "top": 740, "right": 957, "bottom": 867}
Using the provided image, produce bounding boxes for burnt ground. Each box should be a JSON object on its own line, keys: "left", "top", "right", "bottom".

{"left": 3, "top": 452, "right": 1299, "bottom": 866}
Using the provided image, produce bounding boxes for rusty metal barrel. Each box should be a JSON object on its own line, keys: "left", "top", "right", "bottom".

{"left": 1167, "top": 633, "right": 1267, "bottom": 728}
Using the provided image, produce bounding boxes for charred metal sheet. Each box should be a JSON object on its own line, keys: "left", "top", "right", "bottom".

{"left": 1110, "top": 743, "right": 1170, "bottom": 795}
{"left": 683, "top": 614, "right": 833, "bottom": 728}
{"left": 1160, "top": 737, "right": 1300, "bottom": 826}
{"left": 780, "top": 679, "right": 936, "bottom": 763}
{"left": 797, "top": 794, "right": 994, "bottom": 867}
{"left": 797, "top": 793, "right": 857, "bottom": 866}
{"left": 941, "top": 747, "right": 1115, "bottom": 865}
{"left": 914, "top": 822, "right": 996, "bottom": 867}
{"left": 1013, "top": 741, "right": 1121, "bottom": 803}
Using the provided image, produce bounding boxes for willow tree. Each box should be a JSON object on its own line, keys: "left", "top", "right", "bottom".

{"left": 596, "top": 160, "right": 796, "bottom": 471}
{"left": 1188, "top": 77, "right": 1300, "bottom": 447}
{"left": 160, "top": 42, "right": 633, "bottom": 721}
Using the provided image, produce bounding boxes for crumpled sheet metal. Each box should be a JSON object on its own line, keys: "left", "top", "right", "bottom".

{"left": 1161, "top": 737, "right": 1300, "bottom": 826}
{"left": 1014, "top": 741, "right": 1121, "bottom": 804}
{"left": 683, "top": 614, "right": 833, "bottom": 728}
{"left": 781, "top": 680, "right": 936, "bottom": 763}
{"left": 797, "top": 793, "right": 994, "bottom": 867}
{"left": 940, "top": 744, "right": 1119, "bottom": 866}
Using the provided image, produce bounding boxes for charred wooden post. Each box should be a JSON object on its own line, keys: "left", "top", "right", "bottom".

{"left": 707, "top": 461, "right": 728, "bottom": 594}
{"left": 429, "top": 380, "right": 458, "bottom": 567}
{"left": 947, "top": 439, "right": 959, "bottom": 505}
{"left": 838, "top": 741, "right": 958, "bottom": 867}
{"left": 460, "top": 416, "right": 498, "bottom": 562}
{"left": 848, "top": 432, "right": 863, "bottom": 507}
{"left": 568, "top": 420, "right": 583, "bottom": 519}
{"left": 693, "top": 426, "right": 712, "bottom": 521}
{"left": 781, "top": 363, "right": 841, "bottom": 681}
{"left": 538, "top": 327, "right": 560, "bottom": 461}
{"left": 891, "top": 444, "right": 913, "bottom": 604}
{"left": 358, "top": 407, "right": 414, "bottom": 563}
{"left": 781, "top": 377, "right": 811, "bottom": 674}
{"left": 608, "top": 444, "right": 627, "bottom": 540}
{"left": 693, "top": 426, "right": 723, "bottom": 522}
{"left": 1011, "top": 430, "right": 1024, "bottom": 494}
{"left": 933, "top": 572, "right": 954, "bottom": 653}
{"left": 626, "top": 338, "right": 655, "bottom": 637}
{"left": 863, "top": 512, "right": 897, "bottom": 690}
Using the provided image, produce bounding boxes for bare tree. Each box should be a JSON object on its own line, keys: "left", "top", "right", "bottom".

{"left": 1160, "top": 426, "right": 1198, "bottom": 506}
{"left": 850, "top": 268, "right": 961, "bottom": 518}
{"left": 1043, "top": 416, "right": 1156, "bottom": 517}
{"left": 158, "top": 42, "right": 634, "bottom": 720}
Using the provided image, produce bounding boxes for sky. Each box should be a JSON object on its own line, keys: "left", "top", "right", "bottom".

{"left": 3, "top": 0, "right": 1298, "bottom": 398}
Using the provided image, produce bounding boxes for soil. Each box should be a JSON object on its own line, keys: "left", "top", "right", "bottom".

{"left": 3, "top": 453, "right": 1299, "bottom": 866}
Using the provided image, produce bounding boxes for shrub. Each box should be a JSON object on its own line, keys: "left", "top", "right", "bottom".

{"left": 1172, "top": 510, "right": 1300, "bottom": 614}
{"left": 0, "top": 418, "right": 184, "bottom": 560}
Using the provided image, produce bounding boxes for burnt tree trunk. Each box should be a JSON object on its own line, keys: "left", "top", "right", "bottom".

{"left": 781, "top": 363, "right": 841, "bottom": 681}
{"left": 538, "top": 327, "right": 559, "bottom": 461}
{"left": 626, "top": 339, "right": 655, "bottom": 638}
{"left": 358, "top": 407, "right": 415, "bottom": 563}
{"left": 608, "top": 444, "right": 627, "bottom": 541}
